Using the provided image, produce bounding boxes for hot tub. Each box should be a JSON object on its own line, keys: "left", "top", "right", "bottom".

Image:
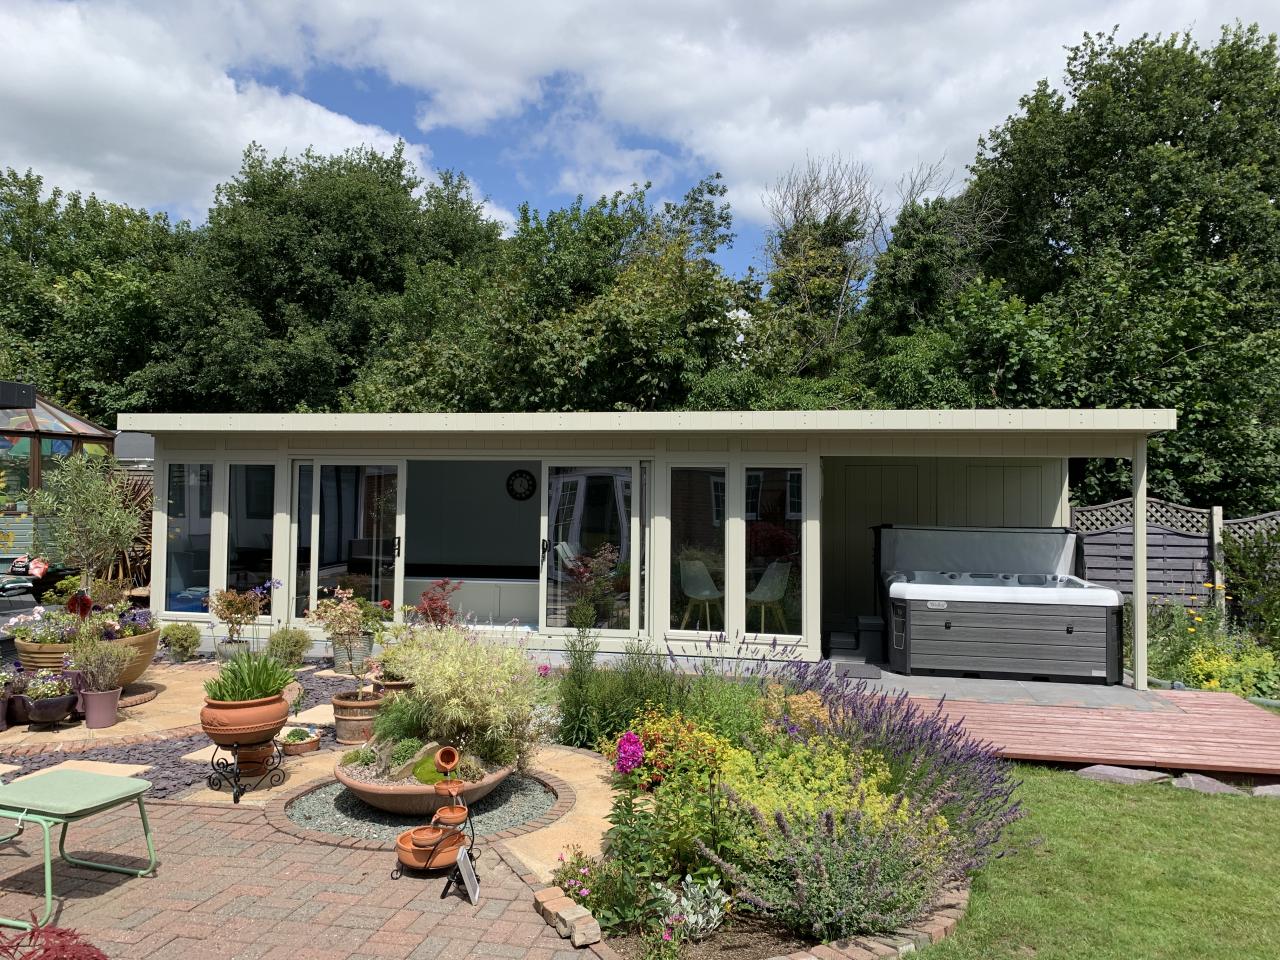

{"left": 875, "top": 526, "right": 1124, "bottom": 683}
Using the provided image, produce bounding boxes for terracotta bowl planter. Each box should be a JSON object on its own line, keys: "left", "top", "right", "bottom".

{"left": 200, "top": 693, "right": 290, "bottom": 748}
{"left": 280, "top": 729, "right": 322, "bottom": 756}
{"left": 331, "top": 690, "right": 384, "bottom": 745}
{"left": 334, "top": 762, "right": 514, "bottom": 816}
{"left": 15, "top": 628, "right": 159, "bottom": 686}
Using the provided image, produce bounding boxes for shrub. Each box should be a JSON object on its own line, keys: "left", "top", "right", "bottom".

{"left": 0, "top": 921, "right": 109, "bottom": 959}
{"left": 389, "top": 737, "right": 424, "bottom": 768}
{"left": 370, "top": 624, "right": 540, "bottom": 768}
{"left": 161, "top": 622, "right": 202, "bottom": 662}
{"left": 44, "top": 574, "right": 82, "bottom": 605}
{"left": 1142, "top": 599, "right": 1278, "bottom": 697}
{"left": 208, "top": 583, "right": 276, "bottom": 644}
{"left": 266, "top": 627, "right": 311, "bottom": 667}
{"left": 70, "top": 639, "right": 134, "bottom": 692}
{"left": 1223, "top": 525, "right": 1280, "bottom": 647}
{"left": 681, "top": 670, "right": 767, "bottom": 743}
{"left": 552, "top": 846, "right": 651, "bottom": 933}
{"left": 1184, "top": 638, "right": 1279, "bottom": 698}
{"left": 89, "top": 578, "right": 132, "bottom": 610}
{"left": 650, "top": 874, "right": 730, "bottom": 942}
{"left": 415, "top": 578, "right": 463, "bottom": 626}
{"left": 204, "top": 650, "right": 294, "bottom": 702}
{"left": 601, "top": 707, "right": 731, "bottom": 789}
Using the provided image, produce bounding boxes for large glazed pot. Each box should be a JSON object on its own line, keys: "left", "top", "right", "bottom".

{"left": 15, "top": 629, "right": 160, "bottom": 686}
{"left": 331, "top": 690, "right": 384, "bottom": 744}
{"left": 334, "top": 762, "right": 514, "bottom": 816}
{"left": 200, "top": 694, "right": 290, "bottom": 748}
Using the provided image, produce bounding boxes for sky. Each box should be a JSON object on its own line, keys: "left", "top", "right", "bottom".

{"left": 1, "top": 1, "right": 1276, "bottom": 277}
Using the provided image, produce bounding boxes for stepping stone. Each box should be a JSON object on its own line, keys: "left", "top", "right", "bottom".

{"left": 293, "top": 704, "right": 335, "bottom": 726}
{"left": 1253, "top": 784, "right": 1280, "bottom": 799}
{"left": 1171, "top": 773, "right": 1245, "bottom": 796}
{"left": 181, "top": 743, "right": 220, "bottom": 763}
{"left": 1077, "top": 764, "right": 1171, "bottom": 786}
{"left": 16, "top": 759, "right": 150, "bottom": 781}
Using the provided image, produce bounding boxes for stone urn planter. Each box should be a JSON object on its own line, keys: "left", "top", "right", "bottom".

{"left": 334, "top": 761, "right": 514, "bottom": 816}
{"left": 15, "top": 628, "right": 159, "bottom": 686}
{"left": 200, "top": 694, "right": 290, "bottom": 748}
{"left": 81, "top": 688, "right": 122, "bottom": 729}
{"left": 331, "top": 690, "right": 384, "bottom": 744}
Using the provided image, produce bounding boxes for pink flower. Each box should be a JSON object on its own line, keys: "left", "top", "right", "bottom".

{"left": 614, "top": 731, "right": 645, "bottom": 775}
{"left": 537, "top": 663, "right": 551, "bottom": 678}
{"left": 557, "top": 853, "right": 565, "bottom": 862}
{"left": 580, "top": 888, "right": 590, "bottom": 897}
{"left": 580, "top": 867, "right": 589, "bottom": 875}
{"left": 662, "top": 928, "right": 673, "bottom": 942}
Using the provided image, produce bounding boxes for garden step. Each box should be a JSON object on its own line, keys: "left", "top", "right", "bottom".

{"left": 1170, "top": 772, "right": 1245, "bottom": 795}
{"left": 1076, "top": 764, "right": 1171, "bottom": 786}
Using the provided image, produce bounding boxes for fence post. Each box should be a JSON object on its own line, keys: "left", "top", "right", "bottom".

{"left": 1210, "top": 505, "right": 1225, "bottom": 612}
{"left": 1131, "top": 439, "right": 1148, "bottom": 691}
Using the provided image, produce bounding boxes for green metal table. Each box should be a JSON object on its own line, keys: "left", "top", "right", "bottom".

{"left": 0, "top": 769, "right": 156, "bottom": 929}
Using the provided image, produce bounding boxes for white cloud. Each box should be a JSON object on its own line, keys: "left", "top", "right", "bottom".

{"left": 2, "top": 0, "right": 1277, "bottom": 227}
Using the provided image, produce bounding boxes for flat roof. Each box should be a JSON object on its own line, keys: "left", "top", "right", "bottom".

{"left": 117, "top": 409, "right": 1176, "bottom": 435}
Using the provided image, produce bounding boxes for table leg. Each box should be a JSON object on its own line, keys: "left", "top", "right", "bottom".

{"left": 0, "top": 817, "right": 52, "bottom": 931}
{"left": 58, "top": 799, "right": 157, "bottom": 878}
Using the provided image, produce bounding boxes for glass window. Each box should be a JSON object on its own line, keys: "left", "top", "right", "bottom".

{"left": 0, "top": 436, "right": 31, "bottom": 512}
{"left": 318, "top": 465, "right": 397, "bottom": 606}
{"left": 227, "top": 464, "right": 276, "bottom": 593}
{"left": 546, "top": 466, "right": 631, "bottom": 629}
{"left": 743, "top": 467, "right": 802, "bottom": 636}
{"left": 165, "top": 463, "right": 212, "bottom": 612}
{"left": 671, "top": 468, "right": 725, "bottom": 631}
{"left": 81, "top": 442, "right": 110, "bottom": 458}
{"left": 293, "top": 464, "right": 313, "bottom": 617}
{"left": 39, "top": 438, "right": 74, "bottom": 483}
{"left": 745, "top": 470, "right": 762, "bottom": 520}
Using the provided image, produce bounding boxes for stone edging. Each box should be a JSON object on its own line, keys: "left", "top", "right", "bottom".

{"left": 0, "top": 723, "right": 204, "bottom": 757}
{"left": 119, "top": 683, "right": 161, "bottom": 709}
{"left": 260, "top": 765, "right": 578, "bottom": 850}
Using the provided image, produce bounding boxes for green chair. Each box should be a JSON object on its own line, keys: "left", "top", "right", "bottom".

{"left": 0, "top": 769, "right": 157, "bottom": 929}
{"left": 679, "top": 560, "right": 723, "bottom": 630}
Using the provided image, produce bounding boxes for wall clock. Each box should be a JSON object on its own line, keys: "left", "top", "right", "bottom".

{"left": 506, "top": 469, "right": 537, "bottom": 501}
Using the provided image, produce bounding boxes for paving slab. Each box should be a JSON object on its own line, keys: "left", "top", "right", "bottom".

{"left": 15, "top": 759, "right": 151, "bottom": 781}
{"left": 1076, "top": 764, "right": 1171, "bottom": 786}
{"left": 1171, "top": 772, "right": 1245, "bottom": 796}
{"left": 504, "top": 745, "right": 613, "bottom": 883}
{"left": 292, "top": 703, "right": 336, "bottom": 726}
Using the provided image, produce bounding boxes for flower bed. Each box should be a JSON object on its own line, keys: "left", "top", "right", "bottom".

{"left": 546, "top": 649, "right": 1019, "bottom": 956}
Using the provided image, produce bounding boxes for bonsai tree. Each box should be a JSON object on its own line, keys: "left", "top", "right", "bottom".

{"left": 28, "top": 453, "right": 142, "bottom": 592}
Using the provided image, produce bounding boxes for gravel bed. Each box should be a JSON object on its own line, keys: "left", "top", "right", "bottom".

{"left": 3, "top": 660, "right": 344, "bottom": 798}
{"left": 285, "top": 774, "right": 555, "bottom": 844}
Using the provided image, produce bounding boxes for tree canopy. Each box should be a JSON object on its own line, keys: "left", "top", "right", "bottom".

{"left": 2, "top": 23, "right": 1277, "bottom": 512}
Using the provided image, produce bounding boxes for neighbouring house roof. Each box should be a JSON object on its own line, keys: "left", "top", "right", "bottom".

{"left": 117, "top": 408, "right": 1176, "bottom": 436}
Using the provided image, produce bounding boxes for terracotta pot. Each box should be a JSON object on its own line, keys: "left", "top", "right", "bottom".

{"left": 334, "top": 761, "right": 514, "bottom": 816}
{"left": 23, "top": 693, "right": 78, "bottom": 728}
{"left": 81, "top": 688, "right": 122, "bottom": 729}
{"left": 331, "top": 690, "right": 383, "bottom": 745}
{"left": 435, "top": 746, "right": 460, "bottom": 774}
{"left": 15, "top": 629, "right": 159, "bottom": 686}
{"left": 395, "top": 827, "right": 465, "bottom": 871}
{"left": 280, "top": 729, "right": 322, "bottom": 756}
{"left": 200, "top": 693, "right": 290, "bottom": 747}
{"left": 237, "top": 742, "right": 276, "bottom": 777}
{"left": 410, "top": 825, "right": 447, "bottom": 848}
{"left": 374, "top": 678, "right": 414, "bottom": 695}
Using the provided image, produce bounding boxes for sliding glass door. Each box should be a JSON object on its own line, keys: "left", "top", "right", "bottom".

{"left": 290, "top": 460, "right": 403, "bottom": 618}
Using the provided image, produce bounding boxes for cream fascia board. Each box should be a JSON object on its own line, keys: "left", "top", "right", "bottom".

{"left": 118, "top": 408, "right": 1177, "bottom": 436}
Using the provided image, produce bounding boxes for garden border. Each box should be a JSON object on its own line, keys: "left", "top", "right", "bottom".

{"left": 260, "top": 763, "right": 578, "bottom": 850}
{"left": 0, "top": 723, "right": 204, "bottom": 757}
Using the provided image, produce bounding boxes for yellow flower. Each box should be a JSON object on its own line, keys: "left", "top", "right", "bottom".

{"left": 1203, "top": 582, "right": 1213, "bottom": 589}
{"left": 1188, "top": 627, "right": 1197, "bottom": 633}
{"left": 1188, "top": 609, "right": 1196, "bottom": 615}
{"left": 1226, "top": 596, "right": 1234, "bottom": 601}
{"left": 1216, "top": 584, "right": 1225, "bottom": 591}
{"left": 1195, "top": 616, "right": 1203, "bottom": 622}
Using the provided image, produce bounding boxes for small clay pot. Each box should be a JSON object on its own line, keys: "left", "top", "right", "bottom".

{"left": 280, "top": 732, "right": 321, "bottom": 756}
{"left": 396, "top": 827, "right": 464, "bottom": 871}
{"left": 432, "top": 804, "right": 468, "bottom": 827}
{"left": 81, "top": 688, "right": 122, "bottom": 729}
{"left": 410, "top": 826, "right": 446, "bottom": 849}
{"left": 434, "top": 746, "right": 459, "bottom": 774}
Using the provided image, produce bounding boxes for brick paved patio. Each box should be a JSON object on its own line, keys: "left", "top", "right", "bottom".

{"left": 0, "top": 799, "right": 582, "bottom": 960}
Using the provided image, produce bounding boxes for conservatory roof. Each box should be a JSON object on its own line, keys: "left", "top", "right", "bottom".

{"left": 1, "top": 395, "right": 114, "bottom": 440}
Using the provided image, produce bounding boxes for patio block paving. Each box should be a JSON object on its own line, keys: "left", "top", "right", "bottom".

{"left": 0, "top": 799, "right": 570, "bottom": 959}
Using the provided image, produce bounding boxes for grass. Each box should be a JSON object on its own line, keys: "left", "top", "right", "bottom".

{"left": 925, "top": 765, "right": 1280, "bottom": 960}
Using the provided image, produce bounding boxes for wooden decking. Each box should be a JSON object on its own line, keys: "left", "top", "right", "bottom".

{"left": 918, "top": 689, "right": 1280, "bottom": 775}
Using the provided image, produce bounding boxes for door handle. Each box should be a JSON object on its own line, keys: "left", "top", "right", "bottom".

{"left": 394, "top": 536, "right": 401, "bottom": 558}
{"left": 540, "top": 538, "right": 550, "bottom": 564}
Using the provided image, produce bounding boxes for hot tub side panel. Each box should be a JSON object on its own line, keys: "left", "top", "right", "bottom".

{"left": 890, "top": 599, "right": 1122, "bottom": 683}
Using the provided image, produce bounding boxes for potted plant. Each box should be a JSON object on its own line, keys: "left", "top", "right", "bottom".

{"left": 4, "top": 604, "right": 159, "bottom": 685}
{"left": 308, "top": 588, "right": 384, "bottom": 744}
{"left": 372, "top": 622, "right": 415, "bottom": 694}
{"left": 200, "top": 650, "right": 295, "bottom": 772}
{"left": 71, "top": 639, "right": 134, "bottom": 729}
{"left": 18, "top": 669, "right": 78, "bottom": 728}
{"left": 207, "top": 580, "right": 279, "bottom": 659}
{"left": 161, "top": 622, "right": 202, "bottom": 663}
{"left": 279, "top": 726, "right": 321, "bottom": 755}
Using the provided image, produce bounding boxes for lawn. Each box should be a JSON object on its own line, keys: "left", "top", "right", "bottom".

{"left": 925, "top": 765, "right": 1280, "bottom": 959}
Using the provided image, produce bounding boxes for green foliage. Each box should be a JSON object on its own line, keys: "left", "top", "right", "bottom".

{"left": 557, "top": 638, "right": 681, "bottom": 749}
{"left": 265, "top": 627, "right": 311, "bottom": 667}
{"left": 680, "top": 672, "right": 767, "bottom": 743}
{"left": 388, "top": 737, "right": 424, "bottom": 768}
{"left": 161, "top": 622, "right": 202, "bottom": 662}
{"left": 44, "top": 576, "right": 83, "bottom": 606}
{"left": 369, "top": 625, "right": 540, "bottom": 768}
{"left": 341, "top": 746, "right": 376, "bottom": 766}
{"left": 1223, "top": 526, "right": 1280, "bottom": 647}
{"left": 70, "top": 638, "right": 134, "bottom": 692}
{"left": 282, "top": 728, "right": 313, "bottom": 743}
{"left": 1140, "top": 599, "right": 1279, "bottom": 698}
{"left": 28, "top": 453, "right": 142, "bottom": 586}
{"left": 203, "top": 650, "right": 294, "bottom": 702}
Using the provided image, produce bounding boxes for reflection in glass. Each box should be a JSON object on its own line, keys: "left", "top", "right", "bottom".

{"left": 0, "top": 436, "right": 31, "bottom": 512}
{"left": 319, "top": 465, "right": 397, "bottom": 606}
{"left": 165, "top": 463, "right": 213, "bottom": 612}
{"left": 39, "top": 438, "right": 74, "bottom": 482}
{"left": 670, "top": 468, "right": 725, "bottom": 631}
{"left": 743, "top": 467, "right": 802, "bottom": 636}
{"left": 546, "top": 466, "right": 631, "bottom": 629}
{"left": 294, "top": 465, "right": 313, "bottom": 617}
{"left": 227, "top": 464, "right": 276, "bottom": 592}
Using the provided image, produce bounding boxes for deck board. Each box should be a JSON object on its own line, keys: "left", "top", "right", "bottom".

{"left": 912, "top": 689, "right": 1280, "bottom": 774}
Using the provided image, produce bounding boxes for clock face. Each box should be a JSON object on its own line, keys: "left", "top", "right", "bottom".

{"left": 506, "top": 469, "right": 537, "bottom": 501}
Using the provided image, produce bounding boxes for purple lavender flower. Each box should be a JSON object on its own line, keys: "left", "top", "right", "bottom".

{"left": 614, "top": 731, "right": 645, "bottom": 775}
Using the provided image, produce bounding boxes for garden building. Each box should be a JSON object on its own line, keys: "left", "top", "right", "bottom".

{"left": 118, "top": 408, "right": 1174, "bottom": 688}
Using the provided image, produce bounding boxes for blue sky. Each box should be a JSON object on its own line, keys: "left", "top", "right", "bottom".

{"left": 2, "top": 1, "right": 1275, "bottom": 280}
